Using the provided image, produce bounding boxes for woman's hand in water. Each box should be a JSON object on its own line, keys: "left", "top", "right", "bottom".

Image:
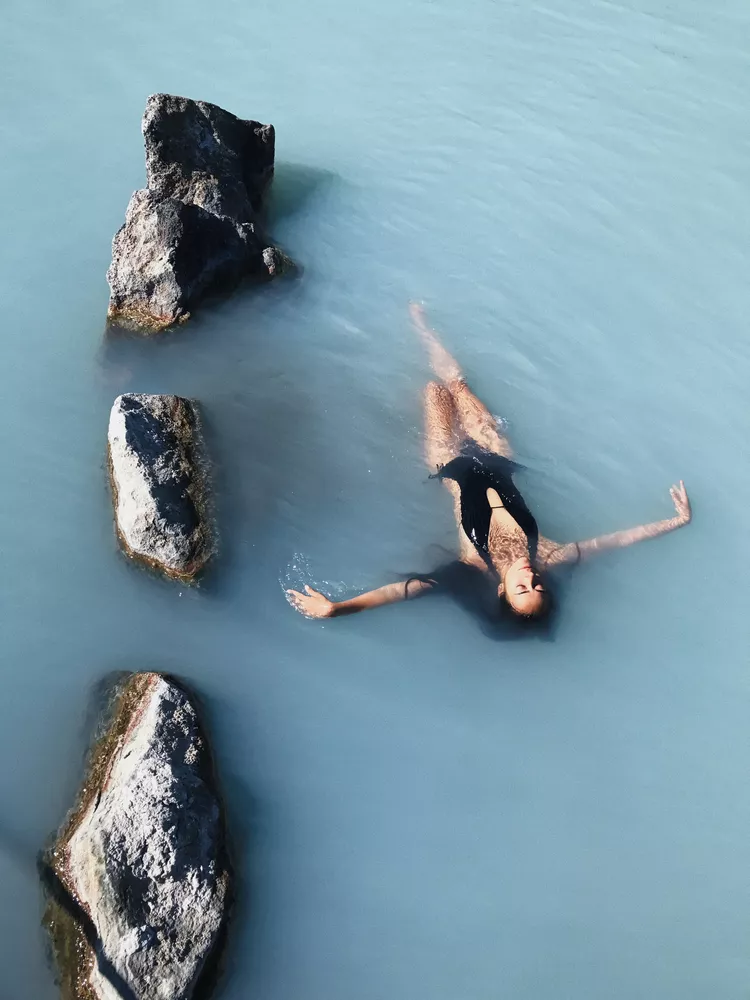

{"left": 670, "top": 480, "right": 691, "bottom": 524}
{"left": 287, "top": 585, "right": 337, "bottom": 618}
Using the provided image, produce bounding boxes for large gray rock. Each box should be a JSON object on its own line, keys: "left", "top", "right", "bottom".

{"left": 107, "top": 93, "right": 287, "bottom": 331}
{"left": 44, "top": 672, "right": 230, "bottom": 1000}
{"left": 108, "top": 393, "right": 212, "bottom": 581}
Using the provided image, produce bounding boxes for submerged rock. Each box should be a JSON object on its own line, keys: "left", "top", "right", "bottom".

{"left": 43, "top": 672, "right": 229, "bottom": 1000}
{"left": 108, "top": 393, "right": 212, "bottom": 581}
{"left": 107, "top": 93, "right": 288, "bottom": 331}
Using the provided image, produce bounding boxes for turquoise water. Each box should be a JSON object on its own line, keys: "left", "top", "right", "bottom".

{"left": 2, "top": 0, "right": 749, "bottom": 996}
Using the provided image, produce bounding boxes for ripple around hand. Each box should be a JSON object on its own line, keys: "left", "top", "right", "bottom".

{"left": 280, "top": 551, "right": 350, "bottom": 610}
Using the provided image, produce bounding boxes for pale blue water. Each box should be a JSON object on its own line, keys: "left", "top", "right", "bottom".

{"left": 2, "top": 1, "right": 749, "bottom": 997}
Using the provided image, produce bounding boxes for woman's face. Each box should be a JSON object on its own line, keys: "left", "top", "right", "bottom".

{"left": 500, "top": 559, "right": 546, "bottom": 616}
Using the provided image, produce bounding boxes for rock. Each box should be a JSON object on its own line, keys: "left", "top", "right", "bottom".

{"left": 107, "top": 93, "right": 287, "bottom": 331}
{"left": 43, "top": 672, "right": 230, "bottom": 1000}
{"left": 108, "top": 393, "right": 212, "bottom": 581}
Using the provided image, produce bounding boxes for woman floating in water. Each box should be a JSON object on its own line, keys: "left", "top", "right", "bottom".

{"left": 288, "top": 304, "right": 691, "bottom": 626}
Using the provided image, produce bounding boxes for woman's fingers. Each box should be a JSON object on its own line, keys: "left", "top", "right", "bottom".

{"left": 287, "top": 586, "right": 328, "bottom": 617}
{"left": 287, "top": 588, "right": 311, "bottom": 608}
{"left": 669, "top": 481, "right": 691, "bottom": 521}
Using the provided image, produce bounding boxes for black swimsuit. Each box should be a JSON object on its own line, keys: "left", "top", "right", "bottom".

{"left": 430, "top": 444, "right": 538, "bottom": 561}
{"left": 405, "top": 446, "right": 541, "bottom": 634}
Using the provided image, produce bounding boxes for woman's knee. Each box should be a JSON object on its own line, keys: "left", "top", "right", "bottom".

{"left": 425, "top": 381, "right": 453, "bottom": 407}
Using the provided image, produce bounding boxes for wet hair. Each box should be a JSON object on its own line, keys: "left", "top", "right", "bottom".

{"left": 405, "top": 560, "right": 556, "bottom": 641}
{"left": 498, "top": 581, "right": 553, "bottom": 633}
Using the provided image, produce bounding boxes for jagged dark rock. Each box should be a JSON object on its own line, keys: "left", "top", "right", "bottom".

{"left": 43, "top": 672, "right": 230, "bottom": 1000}
{"left": 107, "top": 93, "right": 289, "bottom": 331}
{"left": 108, "top": 393, "right": 212, "bottom": 581}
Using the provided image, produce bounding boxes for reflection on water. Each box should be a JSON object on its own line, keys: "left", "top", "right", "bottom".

{"left": 2, "top": 0, "right": 750, "bottom": 997}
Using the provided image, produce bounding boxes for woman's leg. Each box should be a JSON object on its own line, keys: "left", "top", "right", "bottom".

{"left": 423, "top": 380, "right": 460, "bottom": 470}
{"left": 449, "top": 380, "right": 513, "bottom": 458}
{"left": 424, "top": 382, "right": 476, "bottom": 562}
{"left": 411, "top": 303, "right": 463, "bottom": 384}
{"left": 424, "top": 381, "right": 485, "bottom": 566}
{"left": 411, "top": 303, "right": 513, "bottom": 458}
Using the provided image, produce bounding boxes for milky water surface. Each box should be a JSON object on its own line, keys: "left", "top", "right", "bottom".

{"left": 1, "top": 0, "right": 749, "bottom": 997}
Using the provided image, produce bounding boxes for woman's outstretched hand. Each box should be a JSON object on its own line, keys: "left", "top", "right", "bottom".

{"left": 670, "top": 480, "right": 691, "bottom": 524}
{"left": 287, "top": 585, "right": 336, "bottom": 618}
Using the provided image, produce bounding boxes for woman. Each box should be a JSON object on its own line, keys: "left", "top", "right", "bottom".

{"left": 287, "top": 304, "right": 691, "bottom": 624}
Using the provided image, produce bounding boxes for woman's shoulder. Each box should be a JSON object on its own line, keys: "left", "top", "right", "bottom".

{"left": 406, "top": 560, "right": 491, "bottom": 603}
{"left": 537, "top": 536, "right": 580, "bottom": 568}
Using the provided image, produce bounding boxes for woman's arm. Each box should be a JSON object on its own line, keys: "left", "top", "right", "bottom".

{"left": 287, "top": 578, "right": 435, "bottom": 619}
{"left": 543, "top": 481, "right": 691, "bottom": 567}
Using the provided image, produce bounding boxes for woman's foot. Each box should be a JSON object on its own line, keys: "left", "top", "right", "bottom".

{"left": 409, "top": 302, "right": 463, "bottom": 383}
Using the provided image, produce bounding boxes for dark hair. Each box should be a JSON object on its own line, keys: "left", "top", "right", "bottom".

{"left": 405, "top": 560, "right": 557, "bottom": 641}
{"left": 496, "top": 581, "right": 554, "bottom": 636}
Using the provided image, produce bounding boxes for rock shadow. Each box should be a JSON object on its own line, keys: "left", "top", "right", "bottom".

{"left": 188, "top": 687, "right": 269, "bottom": 1000}
{"left": 266, "top": 162, "right": 337, "bottom": 225}
{"left": 39, "top": 860, "right": 140, "bottom": 1000}
{"left": 198, "top": 374, "right": 320, "bottom": 599}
